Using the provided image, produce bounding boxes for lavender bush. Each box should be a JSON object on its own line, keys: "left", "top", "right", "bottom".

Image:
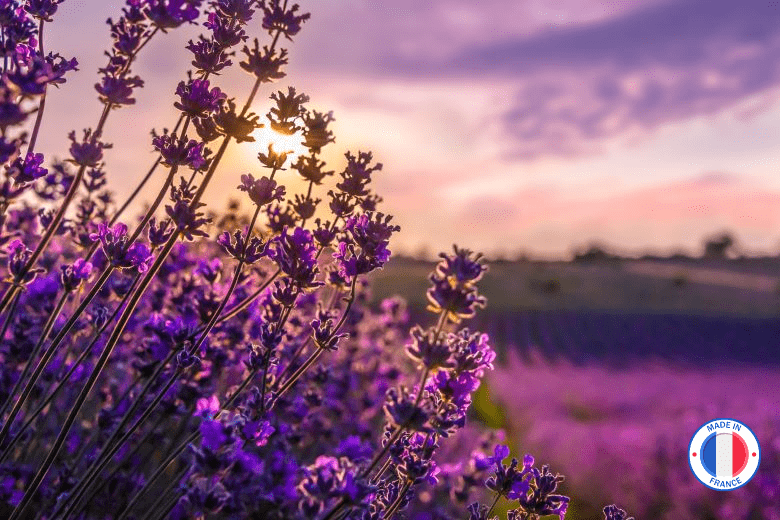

{"left": 0, "top": 1, "right": 637, "bottom": 518}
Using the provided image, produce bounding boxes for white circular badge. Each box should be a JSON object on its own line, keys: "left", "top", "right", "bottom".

{"left": 689, "top": 418, "right": 760, "bottom": 490}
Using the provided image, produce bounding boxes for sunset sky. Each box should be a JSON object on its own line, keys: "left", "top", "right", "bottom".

{"left": 35, "top": 0, "right": 780, "bottom": 258}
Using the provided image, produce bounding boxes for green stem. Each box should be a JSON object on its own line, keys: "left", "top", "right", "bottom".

{"left": 0, "top": 292, "right": 67, "bottom": 446}
{"left": 9, "top": 236, "right": 176, "bottom": 519}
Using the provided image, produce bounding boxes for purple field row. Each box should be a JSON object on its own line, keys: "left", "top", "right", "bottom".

{"left": 488, "top": 354, "right": 780, "bottom": 519}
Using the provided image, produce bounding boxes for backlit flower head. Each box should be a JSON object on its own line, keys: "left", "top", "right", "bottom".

{"left": 204, "top": 11, "right": 246, "bottom": 47}
{"left": 261, "top": 0, "right": 310, "bottom": 40}
{"left": 238, "top": 173, "right": 285, "bottom": 207}
{"left": 240, "top": 40, "right": 287, "bottom": 83}
{"left": 336, "top": 151, "right": 381, "bottom": 198}
{"left": 165, "top": 180, "right": 211, "bottom": 241}
{"left": 59, "top": 258, "right": 93, "bottom": 292}
{"left": 68, "top": 129, "right": 112, "bottom": 167}
{"left": 95, "top": 75, "right": 144, "bottom": 106}
{"left": 294, "top": 153, "right": 333, "bottom": 185}
{"left": 25, "top": 0, "right": 65, "bottom": 22}
{"left": 186, "top": 36, "right": 233, "bottom": 75}
{"left": 267, "top": 86, "right": 308, "bottom": 135}
{"left": 144, "top": 0, "right": 203, "bottom": 30}
{"left": 302, "top": 109, "right": 335, "bottom": 154}
{"left": 152, "top": 131, "right": 207, "bottom": 169}
{"left": 603, "top": 505, "right": 635, "bottom": 520}
{"left": 213, "top": 98, "right": 262, "bottom": 142}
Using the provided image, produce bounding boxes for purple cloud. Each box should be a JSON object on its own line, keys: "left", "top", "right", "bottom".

{"left": 446, "top": 0, "right": 780, "bottom": 160}
{"left": 299, "top": 0, "right": 780, "bottom": 161}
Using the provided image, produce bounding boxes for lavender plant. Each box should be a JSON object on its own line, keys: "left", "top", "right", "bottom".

{"left": 0, "top": 1, "right": 640, "bottom": 519}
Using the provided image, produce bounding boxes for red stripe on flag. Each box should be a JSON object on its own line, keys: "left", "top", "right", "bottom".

{"left": 732, "top": 433, "right": 749, "bottom": 477}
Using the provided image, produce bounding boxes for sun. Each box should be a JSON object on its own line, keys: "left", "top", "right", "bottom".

{"left": 248, "top": 125, "right": 309, "bottom": 166}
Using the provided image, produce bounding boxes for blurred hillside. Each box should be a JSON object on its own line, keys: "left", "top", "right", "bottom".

{"left": 369, "top": 256, "right": 780, "bottom": 366}
{"left": 369, "top": 255, "right": 780, "bottom": 317}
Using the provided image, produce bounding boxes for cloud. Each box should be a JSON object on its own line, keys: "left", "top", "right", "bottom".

{"left": 451, "top": 0, "right": 780, "bottom": 160}
{"left": 296, "top": 0, "right": 780, "bottom": 162}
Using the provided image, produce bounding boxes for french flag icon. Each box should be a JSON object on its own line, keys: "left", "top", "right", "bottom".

{"left": 700, "top": 432, "right": 749, "bottom": 478}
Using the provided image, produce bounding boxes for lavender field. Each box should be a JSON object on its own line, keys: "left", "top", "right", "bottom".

{"left": 374, "top": 257, "right": 780, "bottom": 519}
{"left": 487, "top": 355, "right": 780, "bottom": 520}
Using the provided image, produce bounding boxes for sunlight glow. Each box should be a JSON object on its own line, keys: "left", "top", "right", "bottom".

{"left": 248, "top": 126, "right": 309, "bottom": 166}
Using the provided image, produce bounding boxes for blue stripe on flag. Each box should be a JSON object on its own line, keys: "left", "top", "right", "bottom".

{"left": 701, "top": 431, "right": 718, "bottom": 477}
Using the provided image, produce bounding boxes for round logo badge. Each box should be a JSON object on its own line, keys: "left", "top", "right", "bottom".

{"left": 689, "top": 418, "right": 760, "bottom": 490}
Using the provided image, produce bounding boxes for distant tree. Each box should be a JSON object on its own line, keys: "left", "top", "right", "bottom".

{"left": 703, "top": 232, "right": 735, "bottom": 259}
{"left": 573, "top": 243, "right": 617, "bottom": 262}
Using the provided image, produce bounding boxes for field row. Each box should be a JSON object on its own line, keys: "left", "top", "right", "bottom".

{"left": 471, "top": 310, "right": 780, "bottom": 365}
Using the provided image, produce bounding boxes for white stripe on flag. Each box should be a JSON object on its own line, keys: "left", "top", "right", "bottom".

{"left": 716, "top": 433, "right": 733, "bottom": 477}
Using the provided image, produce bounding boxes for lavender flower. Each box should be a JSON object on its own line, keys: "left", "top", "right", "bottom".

{"left": 603, "top": 505, "right": 635, "bottom": 520}
{"left": 89, "top": 222, "right": 154, "bottom": 271}
{"left": 165, "top": 186, "right": 211, "bottom": 240}
{"left": 302, "top": 109, "right": 335, "bottom": 154}
{"left": 7, "top": 152, "right": 47, "bottom": 184}
{"left": 25, "top": 0, "right": 65, "bottom": 21}
{"left": 213, "top": 98, "right": 261, "bottom": 142}
{"left": 334, "top": 212, "right": 399, "bottom": 278}
{"left": 68, "top": 129, "right": 112, "bottom": 167}
{"left": 267, "top": 86, "right": 308, "bottom": 135}
{"left": 217, "top": 228, "right": 267, "bottom": 263}
{"left": 59, "top": 259, "right": 93, "bottom": 292}
{"left": 94, "top": 75, "right": 144, "bottom": 106}
{"left": 237, "top": 173, "right": 285, "bottom": 207}
{"left": 294, "top": 153, "right": 333, "bottom": 185}
{"left": 426, "top": 246, "right": 487, "bottom": 322}
{"left": 4, "top": 238, "right": 42, "bottom": 284}
{"left": 204, "top": 11, "right": 246, "bottom": 47}
{"left": 143, "top": 0, "right": 202, "bottom": 30}
{"left": 257, "top": 143, "right": 290, "bottom": 171}
{"left": 336, "top": 150, "right": 381, "bottom": 198}
{"left": 261, "top": 0, "right": 310, "bottom": 40}
{"left": 187, "top": 36, "right": 233, "bottom": 75}
{"left": 240, "top": 40, "right": 288, "bottom": 82}
{"left": 268, "top": 226, "right": 320, "bottom": 289}
{"left": 152, "top": 132, "right": 207, "bottom": 169}
{"left": 174, "top": 79, "right": 226, "bottom": 117}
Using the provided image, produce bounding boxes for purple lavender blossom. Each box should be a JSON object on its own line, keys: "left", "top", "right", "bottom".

{"left": 217, "top": 228, "right": 267, "bottom": 263}
{"left": 7, "top": 152, "right": 47, "bottom": 185}
{"left": 89, "top": 222, "right": 153, "bottom": 271}
{"left": 336, "top": 151, "right": 381, "bottom": 198}
{"left": 334, "top": 212, "right": 399, "bottom": 278}
{"left": 152, "top": 132, "right": 207, "bottom": 169}
{"left": 603, "top": 504, "right": 636, "bottom": 520}
{"left": 237, "top": 173, "right": 285, "bottom": 207}
{"left": 268, "top": 226, "right": 320, "bottom": 289}
{"left": 261, "top": 0, "right": 310, "bottom": 40}
{"left": 94, "top": 75, "right": 144, "bottom": 106}
{"left": 25, "top": 0, "right": 65, "bottom": 22}
{"left": 174, "top": 79, "right": 226, "bottom": 117}
{"left": 143, "top": 0, "right": 202, "bottom": 30}
{"left": 59, "top": 258, "right": 93, "bottom": 292}
{"left": 4, "top": 238, "right": 41, "bottom": 284}
{"left": 68, "top": 129, "right": 112, "bottom": 167}
{"left": 240, "top": 40, "right": 288, "bottom": 83}
{"left": 203, "top": 11, "right": 246, "bottom": 47}
{"left": 186, "top": 36, "right": 233, "bottom": 75}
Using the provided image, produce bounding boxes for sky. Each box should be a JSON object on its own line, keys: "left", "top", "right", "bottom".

{"left": 33, "top": 0, "right": 780, "bottom": 259}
